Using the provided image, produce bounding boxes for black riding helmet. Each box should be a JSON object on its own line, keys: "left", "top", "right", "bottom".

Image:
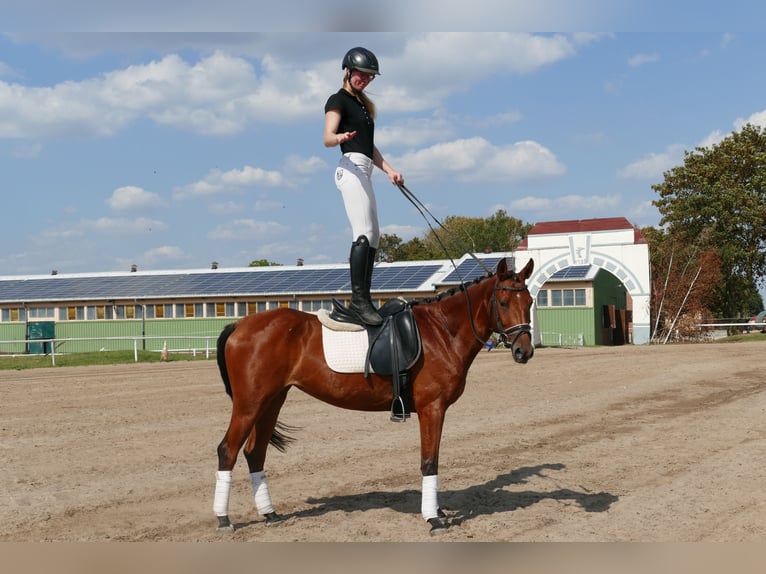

{"left": 342, "top": 47, "right": 380, "bottom": 76}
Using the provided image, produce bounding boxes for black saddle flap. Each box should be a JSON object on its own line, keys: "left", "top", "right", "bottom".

{"left": 366, "top": 301, "right": 421, "bottom": 376}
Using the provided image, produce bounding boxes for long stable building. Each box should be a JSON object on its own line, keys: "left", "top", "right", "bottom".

{"left": 0, "top": 217, "right": 652, "bottom": 354}
{"left": 0, "top": 253, "right": 509, "bottom": 354}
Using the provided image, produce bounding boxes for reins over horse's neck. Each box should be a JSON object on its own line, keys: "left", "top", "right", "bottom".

{"left": 414, "top": 273, "right": 497, "bottom": 347}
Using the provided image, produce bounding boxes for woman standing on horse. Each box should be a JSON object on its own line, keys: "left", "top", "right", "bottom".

{"left": 324, "top": 46, "right": 404, "bottom": 326}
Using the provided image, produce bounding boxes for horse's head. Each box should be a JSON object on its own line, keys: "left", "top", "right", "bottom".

{"left": 492, "top": 258, "right": 534, "bottom": 363}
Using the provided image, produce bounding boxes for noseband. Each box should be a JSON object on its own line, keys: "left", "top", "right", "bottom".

{"left": 491, "top": 282, "right": 532, "bottom": 349}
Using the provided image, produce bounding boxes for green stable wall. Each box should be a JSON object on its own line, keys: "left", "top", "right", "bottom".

{"left": 537, "top": 307, "right": 596, "bottom": 346}
{"left": 0, "top": 318, "right": 236, "bottom": 354}
{"left": 535, "top": 269, "right": 628, "bottom": 346}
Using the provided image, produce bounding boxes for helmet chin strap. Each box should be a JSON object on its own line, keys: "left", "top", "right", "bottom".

{"left": 344, "top": 71, "right": 362, "bottom": 97}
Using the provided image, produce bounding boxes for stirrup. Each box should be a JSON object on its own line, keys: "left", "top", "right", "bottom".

{"left": 390, "top": 396, "right": 410, "bottom": 423}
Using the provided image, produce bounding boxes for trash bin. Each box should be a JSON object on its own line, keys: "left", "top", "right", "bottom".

{"left": 27, "top": 321, "right": 55, "bottom": 354}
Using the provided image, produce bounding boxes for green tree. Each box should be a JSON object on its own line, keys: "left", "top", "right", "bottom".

{"left": 376, "top": 233, "right": 403, "bottom": 262}
{"left": 248, "top": 259, "right": 283, "bottom": 267}
{"left": 387, "top": 209, "right": 532, "bottom": 261}
{"left": 652, "top": 123, "right": 766, "bottom": 319}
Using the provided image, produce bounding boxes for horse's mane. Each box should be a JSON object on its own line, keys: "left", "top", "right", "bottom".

{"left": 409, "top": 271, "right": 496, "bottom": 308}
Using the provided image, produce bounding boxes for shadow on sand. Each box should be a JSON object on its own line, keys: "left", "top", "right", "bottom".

{"left": 233, "top": 463, "right": 618, "bottom": 530}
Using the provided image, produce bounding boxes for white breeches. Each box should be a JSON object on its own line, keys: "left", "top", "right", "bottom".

{"left": 335, "top": 152, "right": 380, "bottom": 248}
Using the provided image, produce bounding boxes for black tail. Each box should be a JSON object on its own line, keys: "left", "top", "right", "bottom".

{"left": 216, "top": 322, "right": 237, "bottom": 398}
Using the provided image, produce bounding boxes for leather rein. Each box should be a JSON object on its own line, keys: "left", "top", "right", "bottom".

{"left": 395, "top": 182, "right": 531, "bottom": 349}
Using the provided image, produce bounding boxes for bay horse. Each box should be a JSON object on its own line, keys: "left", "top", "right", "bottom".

{"left": 213, "top": 257, "right": 534, "bottom": 533}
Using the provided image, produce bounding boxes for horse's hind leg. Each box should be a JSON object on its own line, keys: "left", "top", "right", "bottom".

{"left": 213, "top": 407, "right": 257, "bottom": 530}
{"left": 243, "top": 389, "right": 289, "bottom": 524}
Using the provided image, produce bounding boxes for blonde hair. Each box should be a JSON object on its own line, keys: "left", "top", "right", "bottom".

{"left": 343, "top": 73, "right": 376, "bottom": 119}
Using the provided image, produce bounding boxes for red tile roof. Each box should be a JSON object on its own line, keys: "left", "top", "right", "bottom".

{"left": 517, "top": 217, "right": 647, "bottom": 249}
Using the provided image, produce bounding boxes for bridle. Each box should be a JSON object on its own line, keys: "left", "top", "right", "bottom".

{"left": 394, "top": 182, "right": 532, "bottom": 349}
{"left": 491, "top": 281, "right": 532, "bottom": 349}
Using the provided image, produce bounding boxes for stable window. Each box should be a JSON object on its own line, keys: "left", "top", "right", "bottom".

{"left": 2, "top": 308, "right": 25, "bottom": 322}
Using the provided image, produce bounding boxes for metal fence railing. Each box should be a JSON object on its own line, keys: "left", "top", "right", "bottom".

{"left": 0, "top": 335, "right": 218, "bottom": 366}
{"left": 539, "top": 332, "right": 584, "bottom": 347}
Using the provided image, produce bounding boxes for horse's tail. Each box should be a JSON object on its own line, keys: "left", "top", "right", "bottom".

{"left": 215, "top": 320, "right": 298, "bottom": 452}
{"left": 216, "top": 322, "right": 237, "bottom": 398}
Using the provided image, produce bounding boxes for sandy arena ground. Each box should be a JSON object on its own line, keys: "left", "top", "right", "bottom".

{"left": 1, "top": 341, "right": 765, "bottom": 542}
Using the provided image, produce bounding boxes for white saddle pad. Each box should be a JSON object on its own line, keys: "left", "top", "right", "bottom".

{"left": 316, "top": 309, "right": 374, "bottom": 373}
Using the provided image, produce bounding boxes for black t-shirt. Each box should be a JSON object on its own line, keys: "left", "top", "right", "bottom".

{"left": 325, "top": 89, "right": 375, "bottom": 159}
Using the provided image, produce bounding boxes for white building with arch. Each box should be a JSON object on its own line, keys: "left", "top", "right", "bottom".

{"left": 516, "top": 217, "right": 651, "bottom": 344}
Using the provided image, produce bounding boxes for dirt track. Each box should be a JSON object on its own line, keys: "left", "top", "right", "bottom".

{"left": 2, "top": 341, "right": 765, "bottom": 542}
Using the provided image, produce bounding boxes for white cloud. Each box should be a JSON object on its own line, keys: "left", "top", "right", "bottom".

{"left": 617, "top": 144, "right": 686, "bottom": 180}
{"left": 734, "top": 109, "right": 766, "bottom": 130}
{"left": 38, "top": 217, "right": 167, "bottom": 244}
{"left": 380, "top": 223, "right": 424, "bottom": 241}
{"left": 86, "top": 217, "right": 167, "bottom": 234}
{"left": 106, "top": 185, "right": 166, "bottom": 211}
{"left": 208, "top": 201, "right": 244, "bottom": 215}
{"left": 254, "top": 198, "right": 284, "bottom": 211}
{"left": 376, "top": 116, "right": 456, "bottom": 149}
{"left": 207, "top": 218, "right": 289, "bottom": 240}
{"left": 143, "top": 245, "right": 186, "bottom": 263}
{"left": 394, "top": 137, "right": 565, "bottom": 183}
{"left": 283, "top": 155, "right": 326, "bottom": 176}
{"left": 0, "top": 50, "right": 318, "bottom": 140}
{"left": 174, "top": 165, "right": 285, "bottom": 199}
{"left": 0, "top": 33, "right": 604, "bottom": 142}
{"left": 628, "top": 53, "right": 659, "bottom": 67}
{"left": 0, "top": 60, "right": 20, "bottom": 79}
{"left": 698, "top": 129, "right": 725, "bottom": 149}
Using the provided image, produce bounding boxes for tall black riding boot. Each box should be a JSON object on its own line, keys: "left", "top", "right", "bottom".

{"left": 348, "top": 236, "right": 383, "bottom": 326}
{"left": 366, "top": 245, "right": 378, "bottom": 311}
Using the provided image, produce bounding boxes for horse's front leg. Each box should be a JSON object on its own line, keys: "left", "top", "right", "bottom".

{"left": 417, "top": 403, "right": 449, "bottom": 534}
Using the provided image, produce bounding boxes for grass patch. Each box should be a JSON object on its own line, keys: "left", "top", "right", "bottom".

{"left": 715, "top": 331, "right": 766, "bottom": 343}
{"left": 0, "top": 350, "right": 214, "bottom": 370}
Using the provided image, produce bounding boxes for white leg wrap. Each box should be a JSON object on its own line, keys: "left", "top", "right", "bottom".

{"left": 250, "top": 471, "right": 275, "bottom": 515}
{"left": 421, "top": 474, "right": 440, "bottom": 521}
{"left": 213, "top": 470, "right": 232, "bottom": 517}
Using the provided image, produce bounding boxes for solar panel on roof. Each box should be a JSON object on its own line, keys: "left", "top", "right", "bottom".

{"left": 550, "top": 265, "right": 591, "bottom": 279}
{"left": 440, "top": 257, "right": 503, "bottom": 284}
{"left": 373, "top": 264, "right": 441, "bottom": 290}
{"left": 0, "top": 261, "right": 450, "bottom": 303}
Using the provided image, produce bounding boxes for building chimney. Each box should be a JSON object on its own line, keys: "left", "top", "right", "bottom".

{"left": 296, "top": 258, "right": 304, "bottom": 266}
{"left": 211, "top": 261, "right": 219, "bottom": 269}
{"left": 130, "top": 264, "right": 137, "bottom": 272}
{"left": 51, "top": 269, "right": 58, "bottom": 275}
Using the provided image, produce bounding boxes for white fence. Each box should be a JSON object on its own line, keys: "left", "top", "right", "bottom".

{"left": 539, "top": 331, "right": 584, "bottom": 347}
{"left": 0, "top": 335, "right": 218, "bottom": 366}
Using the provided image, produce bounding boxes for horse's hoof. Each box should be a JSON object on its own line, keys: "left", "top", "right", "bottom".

{"left": 264, "top": 511, "right": 285, "bottom": 526}
{"left": 427, "top": 517, "right": 449, "bottom": 535}
{"left": 216, "top": 516, "right": 235, "bottom": 531}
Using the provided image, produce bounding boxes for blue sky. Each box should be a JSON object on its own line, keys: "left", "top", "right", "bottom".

{"left": 2, "top": 5, "right": 766, "bottom": 287}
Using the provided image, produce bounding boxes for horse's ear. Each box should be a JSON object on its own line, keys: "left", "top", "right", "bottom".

{"left": 519, "top": 258, "right": 534, "bottom": 280}
{"left": 496, "top": 257, "right": 509, "bottom": 275}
